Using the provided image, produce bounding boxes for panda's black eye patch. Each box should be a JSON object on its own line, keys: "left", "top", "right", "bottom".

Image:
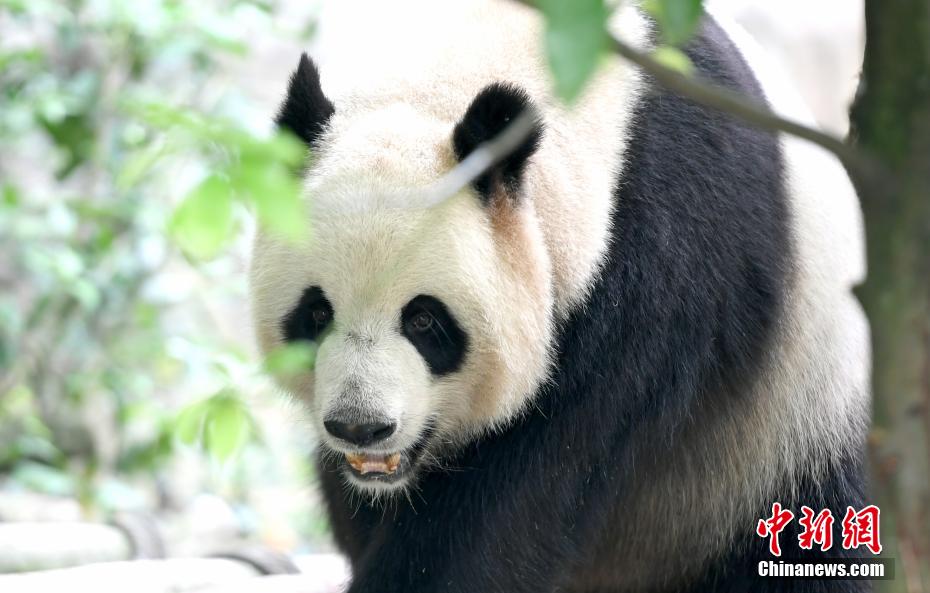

{"left": 282, "top": 286, "right": 334, "bottom": 343}
{"left": 401, "top": 295, "right": 467, "bottom": 376}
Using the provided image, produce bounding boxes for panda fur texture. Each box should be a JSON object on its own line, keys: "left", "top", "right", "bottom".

{"left": 250, "top": 1, "right": 871, "bottom": 592}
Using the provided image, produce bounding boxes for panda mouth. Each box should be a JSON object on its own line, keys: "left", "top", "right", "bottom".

{"left": 345, "top": 452, "right": 402, "bottom": 475}
{"left": 341, "top": 426, "right": 435, "bottom": 484}
{"left": 342, "top": 448, "right": 420, "bottom": 484}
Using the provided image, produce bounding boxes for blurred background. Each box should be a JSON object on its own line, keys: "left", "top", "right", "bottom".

{"left": 0, "top": 0, "right": 864, "bottom": 590}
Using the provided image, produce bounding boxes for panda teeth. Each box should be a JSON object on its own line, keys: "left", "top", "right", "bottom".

{"left": 346, "top": 452, "right": 402, "bottom": 475}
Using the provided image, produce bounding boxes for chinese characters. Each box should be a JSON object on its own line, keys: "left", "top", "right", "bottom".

{"left": 756, "top": 504, "right": 882, "bottom": 556}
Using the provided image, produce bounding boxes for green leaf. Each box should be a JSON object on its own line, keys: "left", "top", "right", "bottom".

{"left": 70, "top": 278, "right": 101, "bottom": 311}
{"left": 0, "top": 0, "right": 28, "bottom": 13}
{"left": 643, "top": 0, "right": 704, "bottom": 46}
{"left": 259, "top": 131, "right": 306, "bottom": 167}
{"left": 169, "top": 174, "right": 236, "bottom": 259}
{"left": 1, "top": 183, "right": 19, "bottom": 207}
{"left": 125, "top": 100, "right": 209, "bottom": 135}
{"left": 650, "top": 45, "right": 694, "bottom": 75}
{"left": 39, "top": 112, "right": 96, "bottom": 178}
{"left": 117, "top": 141, "right": 166, "bottom": 190}
{"left": 174, "top": 400, "right": 208, "bottom": 445}
{"left": 202, "top": 31, "right": 248, "bottom": 56}
{"left": 4, "top": 383, "right": 35, "bottom": 415}
{"left": 235, "top": 159, "right": 305, "bottom": 241}
{"left": 205, "top": 394, "right": 251, "bottom": 461}
{"left": 538, "top": 0, "right": 610, "bottom": 103}
{"left": 263, "top": 342, "right": 317, "bottom": 377}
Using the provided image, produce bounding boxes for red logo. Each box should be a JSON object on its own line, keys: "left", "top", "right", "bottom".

{"left": 841, "top": 505, "right": 882, "bottom": 554}
{"left": 757, "top": 504, "right": 881, "bottom": 556}
{"left": 756, "top": 502, "right": 794, "bottom": 556}
{"left": 798, "top": 506, "right": 834, "bottom": 551}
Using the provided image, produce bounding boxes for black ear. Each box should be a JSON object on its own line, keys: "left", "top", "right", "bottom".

{"left": 276, "top": 53, "right": 335, "bottom": 147}
{"left": 452, "top": 83, "right": 544, "bottom": 201}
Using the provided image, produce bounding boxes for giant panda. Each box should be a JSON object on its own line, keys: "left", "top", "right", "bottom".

{"left": 250, "top": 1, "right": 871, "bottom": 591}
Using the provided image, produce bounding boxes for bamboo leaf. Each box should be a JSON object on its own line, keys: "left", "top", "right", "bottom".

{"left": 263, "top": 342, "right": 317, "bottom": 378}
{"left": 643, "top": 0, "right": 704, "bottom": 46}
{"left": 169, "top": 174, "right": 235, "bottom": 259}
{"left": 538, "top": 0, "right": 610, "bottom": 103}
{"left": 205, "top": 394, "right": 251, "bottom": 461}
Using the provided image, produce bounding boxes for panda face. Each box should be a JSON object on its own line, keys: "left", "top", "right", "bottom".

{"left": 252, "top": 56, "right": 555, "bottom": 494}
{"left": 252, "top": 174, "right": 555, "bottom": 493}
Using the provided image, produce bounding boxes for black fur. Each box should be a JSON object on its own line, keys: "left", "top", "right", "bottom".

{"left": 452, "top": 82, "right": 545, "bottom": 200}
{"left": 315, "top": 16, "right": 868, "bottom": 593}
{"left": 400, "top": 295, "right": 468, "bottom": 376}
{"left": 276, "top": 53, "right": 335, "bottom": 146}
{"left": 282, "top": 286, "right": 333, "bottom": 343}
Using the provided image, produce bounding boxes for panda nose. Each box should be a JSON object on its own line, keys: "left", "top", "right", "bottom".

{"left": 324, "top": 419, "right": 396, "bottom": 446}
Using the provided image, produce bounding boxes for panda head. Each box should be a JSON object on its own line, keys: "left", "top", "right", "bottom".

{"left": 251, "top": 54, "right": 553, "bottom": 494}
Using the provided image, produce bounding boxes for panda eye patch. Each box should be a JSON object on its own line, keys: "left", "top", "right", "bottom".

{"left": 282, "top": 286, "right": 334, "bottom": 343}
{"left": 401, "top": 295, "right": 467, "bottom": 376}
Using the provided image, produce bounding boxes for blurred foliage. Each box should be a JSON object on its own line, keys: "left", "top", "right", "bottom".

{"left": 0, "top": 0, "right": 311, "bottom": 515}
{"left": 538, "top": 0, "right": 611, "bottom": 103}
{"left": 643, "top": 0, "right": 703, "bottom": 46}
{"left": 539, "top": 0, "right": 703, "bottom": 101}
{"left": 175, "top": 390, "right": 255, "bottom": 462}
{"left": 263, "top": 341, "right": 317, "bottom": 380}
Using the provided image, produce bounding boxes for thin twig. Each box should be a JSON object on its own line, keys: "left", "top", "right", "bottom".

{"left": 423, "top": 110, "right": 538, "bottom": 205}
{"left": 613, "top": 38, "right": 860, "bottom": 162}
{"left": 510, "top": 0, "right": 875, "bottom": 181}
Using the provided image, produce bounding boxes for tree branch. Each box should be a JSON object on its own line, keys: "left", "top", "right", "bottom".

{"left": 509, "top": 0, "right": 879, "bottom": 184}
{"left": 609, "top": 33, "right": 863, "bottom": 165}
